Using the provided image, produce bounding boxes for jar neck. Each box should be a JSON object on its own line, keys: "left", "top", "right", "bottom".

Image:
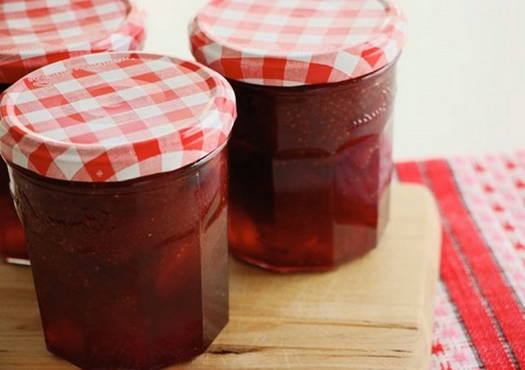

{"left": 227, "top": 58, "right": 399, "bottom": 96}
{"left": 8, "top": 141, "right": 228, "bottom": 193}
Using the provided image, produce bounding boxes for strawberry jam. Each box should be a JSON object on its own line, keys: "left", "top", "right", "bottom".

{"left": 8, "top": 148, "right": 229, "bottom": 369}
{"left": 0, "top": 159, "right": 27, "bottom": 264}
{"left": 0, "top": 84, "right": 27, "bottom": 264}
{"left": 228, "top": 63, "right": 396, "bottom": 272}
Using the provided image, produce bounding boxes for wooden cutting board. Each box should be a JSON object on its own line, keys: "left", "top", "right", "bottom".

{"left": 0, "top": 184, "right": 441, "bottom": 370}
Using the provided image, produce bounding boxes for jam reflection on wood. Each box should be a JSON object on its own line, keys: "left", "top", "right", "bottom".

{"left": 228, "top": 64, "right": 396, "bottom": 272}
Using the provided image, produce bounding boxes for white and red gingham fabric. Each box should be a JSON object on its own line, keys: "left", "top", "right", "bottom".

{"left": 190, "top": 0, "right": 406, "bottom": 87}
{"left": 397, "top": 151, "right": 525, "bottom": 369}
{"left": 0, "top": 0, "right": 145, "bottom": 84}
{"left": 0, "top": 52, "right": 237, "bottom": 182}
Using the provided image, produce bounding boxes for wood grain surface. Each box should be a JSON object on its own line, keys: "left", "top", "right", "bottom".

{"left": 0, "top": 184, "right": 441, "bottom": 369}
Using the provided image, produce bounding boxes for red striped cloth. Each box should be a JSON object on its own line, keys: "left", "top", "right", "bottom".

{"left": 395, "top": 151, "right": 525, "bottom": 370}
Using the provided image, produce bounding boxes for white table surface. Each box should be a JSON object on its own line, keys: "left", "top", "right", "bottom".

{"left": 140, "top": 0, "right": 525, "bottom": 161}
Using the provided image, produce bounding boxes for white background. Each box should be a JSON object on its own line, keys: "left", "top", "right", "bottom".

{"left": 139, "top": 0, "right": 525, "bottom": 160}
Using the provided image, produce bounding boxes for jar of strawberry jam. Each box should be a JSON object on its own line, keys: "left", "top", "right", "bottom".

{"left": 191, "top": 0, "right": 406, "bottom": 271}
{"left": 0, "top": 0, "right": 145, "bottom": 265}
{"left": 0, "top": 53, "right": 236, "bottom": 369}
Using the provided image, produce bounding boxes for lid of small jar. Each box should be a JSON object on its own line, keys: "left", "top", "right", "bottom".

{"left": 0, "top": 0, "right": 145, "bottom": 84}
{"left": 190, "top": 0, "right": 406, "bottom": 87}
{"left": 0, "top": 52, "right": 237, "bottom": 182}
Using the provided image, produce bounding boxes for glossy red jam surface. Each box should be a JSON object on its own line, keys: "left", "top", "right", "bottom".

{"left": 10, "top": 148, "right": 229, "bottom": 369}
{"left": 0, "top": 83, "right": 27, "bottom": 264}
{"left": 228, "top": 63, "right": 396, "bottom": 272}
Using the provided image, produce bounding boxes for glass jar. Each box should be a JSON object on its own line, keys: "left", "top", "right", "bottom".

{"left": 191, "top": 0, "right": 406, "bottom": 271}
{"left": 0, "top": 0, "right": 145, "bottom": 265}
{"left": 227, "top": 64, "right": 395, "bottom": 271}
{"left": 9, "top": 149, "right": 228, "bottom": 368}
{"left": 0, "top": 53, "right": 236, "bottom": 368}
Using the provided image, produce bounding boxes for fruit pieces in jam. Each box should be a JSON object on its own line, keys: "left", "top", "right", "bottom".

{"left": 9, "top": 149, "right": 229, "bottom": 369}
{"left": 228, "top": 63, "right": 396, "bottom": 272}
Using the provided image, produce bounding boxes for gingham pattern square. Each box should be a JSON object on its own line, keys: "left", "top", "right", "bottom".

{"left": 0, "top": 53, "right": 237, "bottom": 182}
{"left": 0, "top": 0, "right": 145, "bottom": 84}
{"left": 190, "top": 0, "right": 406, "bottom": 86}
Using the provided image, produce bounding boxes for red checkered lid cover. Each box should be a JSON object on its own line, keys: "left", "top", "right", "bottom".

{"left": 190, "top": 0, "right": 406, "bottom": 87}
{"left": 0, "top": 52, "right": 237, "bottom": 182}
{"left": 0, "top": 0, "right": 145, "bottom": 84}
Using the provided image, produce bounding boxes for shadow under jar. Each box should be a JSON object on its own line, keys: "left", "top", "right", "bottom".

{"left": 0, "top": 0, "right": 145, "bottom": 265}
{"left": 190, "top": 0, "right": 406, "bottom": 272}
{"left": 0, "top": 53, "right": 236, "bottom": 369}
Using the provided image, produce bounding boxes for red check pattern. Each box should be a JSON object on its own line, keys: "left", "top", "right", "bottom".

{"left": 190, "top": 0, "right": 406, "bottom": 86}
{"left": 0, "top": 53, "right": 237, "bottom": 182}
{"left": 0, "top": 0, "right": 145, "bottom": 84}
{"left": 396, "top": 151, "right": 525, "bottom": 370}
